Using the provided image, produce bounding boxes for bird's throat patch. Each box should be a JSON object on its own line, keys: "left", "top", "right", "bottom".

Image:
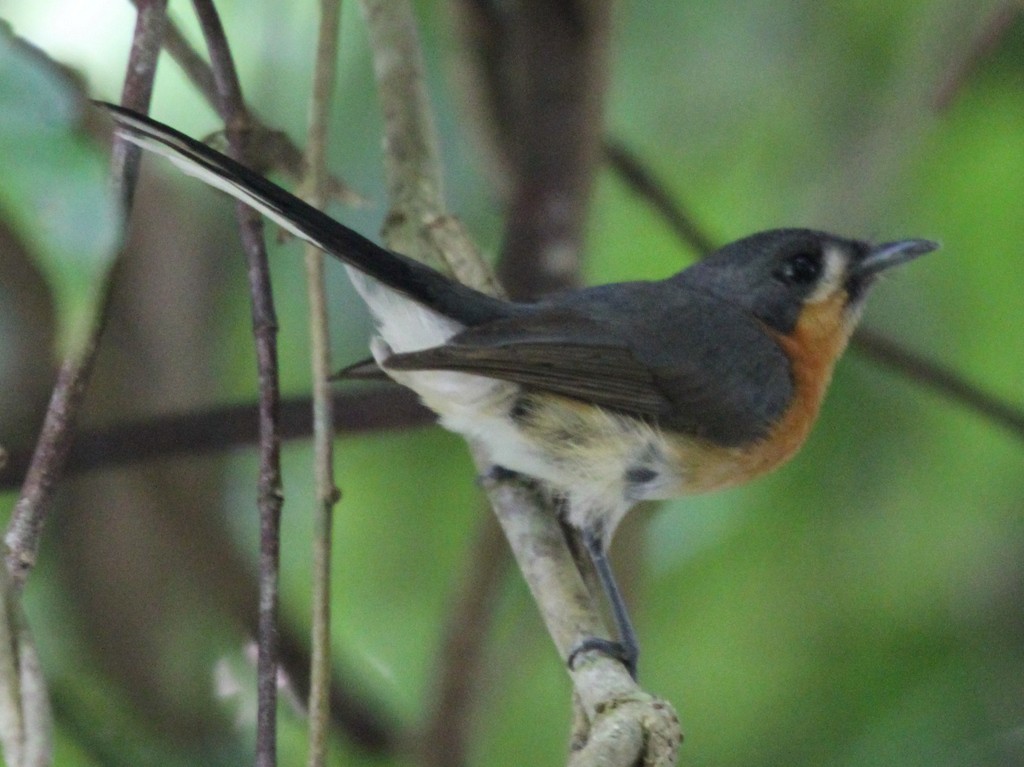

{"left": 762, "top": 290, "right": 852, "bottom": 466}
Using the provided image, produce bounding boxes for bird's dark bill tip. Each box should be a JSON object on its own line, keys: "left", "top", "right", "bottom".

{"left": 857, "top": 238, "right": 940, "bottom": 276}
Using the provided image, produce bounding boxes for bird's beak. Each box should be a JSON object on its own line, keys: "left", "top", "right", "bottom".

{"left": 854, "top": 239, "right": 939, "bottom": 277}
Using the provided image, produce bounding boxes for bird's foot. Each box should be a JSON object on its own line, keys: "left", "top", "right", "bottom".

{"left": 568, "top": 636, "right": 638, "bottom": 680}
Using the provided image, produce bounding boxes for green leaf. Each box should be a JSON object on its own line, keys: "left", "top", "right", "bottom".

{"left": 0, "top": 21, "right": 120, "bottom": 356}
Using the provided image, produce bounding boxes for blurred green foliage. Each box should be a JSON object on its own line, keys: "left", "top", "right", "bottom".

{"left": 0, "top": 22, "right": 120, "bottom": 356}
{"left": 1, "top": 1, "right": 1023, "bottom": 766}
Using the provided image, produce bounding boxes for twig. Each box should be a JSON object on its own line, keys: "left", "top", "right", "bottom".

{"left": 301, "top": 0, "right": 343, "bottom": 764}
{"left": 932, "top": 3, "right": 1021, "bottom": 112}
{"left": 603, "top": 139, "right": 716, "bottom": 257}
{"left": 188, "top": 3, "right": 283, "bottom": 765}
{"left": 359, "top": 3, "right": 680, "bottom": 765}
{"left": 0, "top": 565, "right": 52, "bottom": 767}
{"left": 2, "top": 5, "right": 166, "bottom": 763}
{"left": 453, "top": 1, "right": 669, "bottom": 757}
{"left": 420, "top": 512, "right": 509, "bottom": 767}
{"left": 358, "top": 0, "right": 444, "bottom": 246}
{"left": 126, "top": 0, "right": 362, "bottom": 205}
{"left": 0, "top": 388, "right": 430, "bottom": 493}
{"left": 605, "top": 139, "right": 1024, "bottom": 442}
{"left": 486, "top": 478, "right": 682, "bottom": 766}
{"left": 356, "top": 5, "right": 523, "bottom": 764}
{"left": 3, "top": 0, "right": 168, "bottom": 587}
{"left": 854, "top": 328, "right": 1024, "bottom": 439}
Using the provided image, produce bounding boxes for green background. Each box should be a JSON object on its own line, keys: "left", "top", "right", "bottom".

{"left": 1, "top": 1, "right": 1022, "bottom": 765}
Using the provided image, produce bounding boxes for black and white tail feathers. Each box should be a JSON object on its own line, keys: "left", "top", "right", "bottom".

{"left": 97, "top": 101, "right": 510, "bottom": 328}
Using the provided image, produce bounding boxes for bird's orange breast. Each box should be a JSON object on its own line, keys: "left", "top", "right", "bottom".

{"left": 670, "top": 291, "right": 854, "bottom": 492}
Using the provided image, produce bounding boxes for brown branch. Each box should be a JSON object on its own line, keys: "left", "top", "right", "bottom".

{"left": 452, "top": 2, "right": 678, "bottom": 760}
{"left": 854, "top": 329, "right": 1024, "bottom": 439}
{"left": 605, "top": 139, "right": 1024, "bottom": 443}
{"left": 603, "top": 139, "right": 716, "bottom": 257}
{"left": 127, "top": 0, "right": 362, "bottom": 205}
{"left": 420, "top": 512, "right": 509, "bottom": 767}
{"left": 932, "top": 3, "right": 1022, "bottom": 112}
{"left": 360, "top": 2, "right": 680, "bottom": 764}
{"left": 485, "top": 477, "right": 682, "bottom": 765}
{"left": 3, "top": 0, "right": 168, "bottom": 587}
{"left": 301, "top": 0, "right": 343, "bottom": 764}
{"left": 188, "top": 3, "right": 282, "bottom": 765}
{"left": 0, "top": 388, "right": 429, "bottom": 493}
{"left": 453, "top": 0, "right": 612, "bottom": 299}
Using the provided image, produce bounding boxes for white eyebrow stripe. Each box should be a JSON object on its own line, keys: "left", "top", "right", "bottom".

{"left": 807, "top": 244, "right": 847, "bottom": 303}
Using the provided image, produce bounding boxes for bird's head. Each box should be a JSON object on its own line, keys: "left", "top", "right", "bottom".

{"left": 681, "top": 228, "right": 938, "bottom": 336}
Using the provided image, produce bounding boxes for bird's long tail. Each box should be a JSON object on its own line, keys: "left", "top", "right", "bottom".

{"left": 96, "top": 102, "right": 509, "bottom": 327}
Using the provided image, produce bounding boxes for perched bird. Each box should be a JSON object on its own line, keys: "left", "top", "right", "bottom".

{"left": 99, "top": 102, "right": 937, "bottom": 677}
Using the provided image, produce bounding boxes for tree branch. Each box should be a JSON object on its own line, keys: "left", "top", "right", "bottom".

{"left": 300, "top": 0, "right": 344, "bottom": 764}
{"left": 0, "top": 389, "right": 430, "bottom": 493}
{"left": 3, "top": 0, "right": 167, "bottom": 586}
{"left": 126, "top": 0, "right": 362, "bottom": 205}
{"left": 602, "top": 138, "right": 716, "bottom": 257}
{"left": 188, "top": 2, "right": 283, "bottom": 765}
{"left": 1, "top": 5, "right": 167, "bottom": 764}
{"left": 359, "top": 3, "right": 680, "bottom": 765}
{"left": 932, "top": 3, "right": 1021, "bottom": 112}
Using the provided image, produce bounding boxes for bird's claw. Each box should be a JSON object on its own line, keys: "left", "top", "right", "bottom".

{"left": 568, "top": 636, "right": 638, "bottom": 680}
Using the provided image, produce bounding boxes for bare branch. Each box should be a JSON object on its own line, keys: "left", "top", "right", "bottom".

{"left": 603, "top": 139, "right": 716, "bottom": 257}
{"left": 932, "top": 3, "right": 1021, "bottom": 112}
{"left": 854, "top": 328, "right": 1024, "bottom": 440}
{"left": 0, "top": 389, "right": 430, "bottom": 493}
{"left": 300, "top": 0, "right": 344, "bottom": 764}
{"left": 359, "top": 3, "right": 680, "bottom": 764}
{"left": 126, "top": 0, "right": 362, "bottom": 205}
{"left": 4, "top": 0, "right": 168, "bottom": 587}
{"left": 188, "top": 2, "right": 283, "bottom": 764}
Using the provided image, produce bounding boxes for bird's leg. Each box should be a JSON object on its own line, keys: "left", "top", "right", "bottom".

{"left": 568, "top": 528, "right": 640, "bottom": 679}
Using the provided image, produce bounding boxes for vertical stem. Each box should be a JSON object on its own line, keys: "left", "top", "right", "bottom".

{"left": 3, "top": 0, "right": 168, "bottom": 587}
{"left": 189, "top": 3, "right": 284, "bottom": 765}
{"left": 358, "top": 0, "right": 445, "bottom": 237}
{"left": 302, "top": 1, "right": 343, "bottom": 765}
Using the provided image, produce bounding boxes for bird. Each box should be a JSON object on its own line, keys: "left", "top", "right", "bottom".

{"left": 98, "top": 102, "right": 938, "bottom": 678}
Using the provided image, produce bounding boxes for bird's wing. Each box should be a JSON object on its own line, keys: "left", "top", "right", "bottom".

{"left": 381, "top": 312, "right": 676, "bottom": 416}
{"left": 383, "top": 298, "right": 794, "bottom": 445}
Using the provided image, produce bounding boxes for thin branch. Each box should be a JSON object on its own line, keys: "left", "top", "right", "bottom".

{"left": 2, "top": 9, "right": 167, "bottom": 761}
{"left": 452, "top": 2, "right": 670, "bottom": 758}
{"left": 126, "top": 0, "right": 362, "bottom": 205}
{"left": 932, "top": 3, "right": 1021, "bottom": 112}
{"left": 420, "top": 512, "right": 509, "bottom": 767}
{"left": 301, "top": 0, "right": 343, "bottom": 764}
{"left": 605, "top": 139, "right": 1024, "bottom": 442}
{"left": 0, "top": 389, "right": 430, "bottom": 493}
{"left": 3, "top": 0, "right": 168, "bottom": 587}
{"left": 603, "top": 138, "right": 715, "bottom": 256}
{"left": 358, "top": 0, "right": 445, "bottom": 248}
{"left": 854, "top": 328, "right": 1024, "bottom": 439}
{"left": 485, "top": 477, "right": 682, "bottom": 766}
{"left": 188, "top": 3, "right": 283, "bottom": 765}
{"left": 359, "top": 3, "right": 679, "bottom": 765}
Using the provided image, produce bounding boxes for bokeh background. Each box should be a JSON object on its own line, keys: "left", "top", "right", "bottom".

{"left": 1, "top": 1, "right": 1023, "bottom": 765}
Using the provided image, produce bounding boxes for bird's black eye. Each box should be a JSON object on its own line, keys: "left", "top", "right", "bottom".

{"left": 774, "top": 250, "right": 823, "bottom": 286}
